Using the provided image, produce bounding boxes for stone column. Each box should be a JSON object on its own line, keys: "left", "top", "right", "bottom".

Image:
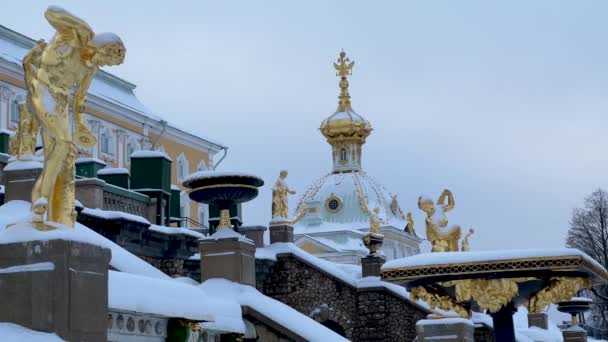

{"left": 4, "top": 161, "right": 43, "bottom": 202}
{"left": 361, "top": 254, "right": 386, "bottom": 278}
{"left": 0, "top": 239, "right": 111, "bottom": 342}
{"left": 238, "top": 225, "right": 267, "bottom": 248}
{"left": 200, "top": 231, "right": 256, "bottom": 286}
{"left": 269, "top": 221, "right": 293, "bottom": 244}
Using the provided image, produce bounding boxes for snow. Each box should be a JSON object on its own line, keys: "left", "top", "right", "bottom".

{"left": 182, "top": 171, "right": 263, "bottom": 186}
{"left": 514, "top": 306, "right": 566, "bottom": 342}
{"left": 0, "top": 128, "right": 15, "bottom": 136}
{"left": 570, "top": 296, "right": 593, "bottom": 303}
{"left": 416, "top": 317, "right": 474, "bottom": 327}
{"left": 0, "top": 323, "right": 64, "bottom": 342}
{"left": 0, "top": 262, "right": 54, "bottom": 274}
{"left": 75, "top": 157, "right": 106, "bottom": 165}
{"left": 383, "top": 248, "right": 604, "bottom": 271}
{"left": 109, "top": 271, "right": 243, "bottom": 327}
{"left": 202, "top": 227, "right": 253, "bottom": 243}
{"left": 4, "top": 160, "right": 43, "bottom": 171}
{"left": 130, "top": 150, "right": 172, "bottom": 161}
{"left": 149, "top": 224, "right": 204, "bottom": 239}
{"left": 81, "top": 207, "right": 150, "bottom": 225}
{"left": 200, "top": 279, "right": 349, "bottom": 341}
{"left": 0, "top": 200, "right": 168, "bottom": 280}
{"left": 97, "top": 167, "right": 129, "bottom": 175}
{"left": 171, "top": 184, "right": 181, "bottom": 191}
{"left": 92, "top": 32, "right": 123, "bottom": 47}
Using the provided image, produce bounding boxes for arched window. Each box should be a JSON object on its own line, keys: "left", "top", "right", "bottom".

{"left": 10, "top": 99, "right": 20, "bottom": 123}
{"left": 125, "top": 138, "right": 138, "bottom": 163}
{"left": 177, "top": 153, "right": 189, "bottom": 180}
{"left": 180, "top": 191, "right": 190, "bottom": 224}
{"left": 340, "top": 148, "right": 347, "bottom": 162}
{"left": 101, "top": 128, "right": 114, "bottom": 155}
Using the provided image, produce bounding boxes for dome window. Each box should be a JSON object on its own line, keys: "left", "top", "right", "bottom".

{"left": 325, "top": 194, "right": 342, "bottom": 213}
{"left": 339, "top": 148, "right": 347, "bottom": 163}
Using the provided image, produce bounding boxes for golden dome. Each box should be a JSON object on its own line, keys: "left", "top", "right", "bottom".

{"left": 320, "top": 110, "right": 372, "bottom": 143}
{"left": 320, "top": 50, "right": 372, "bottom": 144}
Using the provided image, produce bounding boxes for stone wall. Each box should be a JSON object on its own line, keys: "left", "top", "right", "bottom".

{"left": 256, "top": 254, "right": 429, "bottom": 342}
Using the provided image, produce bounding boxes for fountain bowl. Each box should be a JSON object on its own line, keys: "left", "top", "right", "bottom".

{"left": 182, "top": 171, "right": 264, "bottom": 209}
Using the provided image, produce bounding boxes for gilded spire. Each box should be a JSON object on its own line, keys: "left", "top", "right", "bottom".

{"left": 333, "top": 50, "right": 354, "bottom": 112}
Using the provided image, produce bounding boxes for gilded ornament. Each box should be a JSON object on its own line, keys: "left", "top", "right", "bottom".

{"left": 461, "top": 228, "right": 474, "bottom": 252}
{"left": 13, "top": 104, "right": 39, "bottom": 160}
{"left": 418, "top": 189, "right": 463, "bottom": 252}
{"left": 272, "top": 170, "right": 296, "bottom": 219}
{"left": 447, "top": 278, "right": 524, "bottom": 313}
{"left": 405, "top": 212, "right": 415, "bottom": 235}
{"left": 527, "top": 277, "right": 591, "bottom": 314}
{"left": 410, "top": 286, "right": 470, "bottom": 318}
{"left": 24, "top": 6, "right": 125, "bottom": 227}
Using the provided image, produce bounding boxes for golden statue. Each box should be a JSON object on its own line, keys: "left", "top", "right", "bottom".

{"left": 272, "top": 170, "right": 296, "bottom": 219}
{"left": 369, "top": 206, "right": 382, "bottom": 235}
{"left": 461, "top": 228, "right": 474, "bottom": 252}
{"left": 13, "top": 104, "right": 39, "bottom": 160}
{"left": 24, "top": 6, "right": 125, "bottom": 227}
{"left": 418, "top": 189, "right": 462, "bottom": 252}
{"left": 405, "top": 212, "right": 415, "bottom": 235}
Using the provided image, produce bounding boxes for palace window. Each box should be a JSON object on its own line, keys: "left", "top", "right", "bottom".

{"left": 10, "top": 99, "right": 20, "bottom": 123}
{"left": 177, "top": 153, "right": 189, "bottom": 180}
{"left": 101, "top": 128, "right": 114, "bottom": 155}
{"left": 126, "top": 138, "right": 138, "bottom": 162}
{"left": 198, "top": 204, "right": 207, "bottom": 227}
{"left": 180, "top": 191, "right": 190, "bottom": 224}
{"left": 197, "top": 160, "right": 208, "bottom": 171}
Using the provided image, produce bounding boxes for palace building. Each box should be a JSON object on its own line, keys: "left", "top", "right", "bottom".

{"left": 0, "top": 25, "right": 225, "bottom": 226}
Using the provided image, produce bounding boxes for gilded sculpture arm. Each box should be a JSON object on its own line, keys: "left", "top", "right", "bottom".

{"left": 73, "top": 70, "right": 95, "bottom": 128}
{"left": 438, "top": 189, "right": 455, "bottom": 212}
{"left": 44, "top": 6, "right": 93, "bottom": 45}
{"left": 23, "top": 40, "right": 45, "bottom": 74}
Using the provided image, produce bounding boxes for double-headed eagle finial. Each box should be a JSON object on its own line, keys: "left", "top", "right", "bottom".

{"left": 334, "top": 50, "right": 354, "bottom": 112}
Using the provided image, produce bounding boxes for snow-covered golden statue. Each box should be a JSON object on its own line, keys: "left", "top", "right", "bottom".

{"left": 418, "top": 189, "right": 463, "bottom": 252}
{"left": 25, "top": 6, "right": 125, "bottom": 227}
{"left": 272, "top": 170, "right": 296, "bottom": 219}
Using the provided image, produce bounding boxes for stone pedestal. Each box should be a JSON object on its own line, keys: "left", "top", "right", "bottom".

{"left": 269, "top": 222, "right": 293, "bottom": 244}
{"left": 361, "top": 254, "right": 386, "bottom": 277}
{"left": 200, "top": 233, "right": 256, "bottom": 286}
{"left": 0, "top": 239, "right": 111, "bottom": 342}
{"left": 4, "top": 162, "right": 42, "bottom": 202}
{"left": 416, "top": 317, "right": 475, "bottom": 342}
{"left": 563, "top": 327, "right": 587, "bottom": 341}
{"left": 238, "top": 225, "right": 267, "bottom": 248}
{"left": 528, "top": 313, "right": 548, "bottom": 329}
{"left": 75, "top": 177, "right": 106, "bottom": 209}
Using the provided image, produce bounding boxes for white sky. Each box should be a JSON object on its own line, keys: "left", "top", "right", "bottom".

{"left": 3, "top": 1, "right": 608, "bottom": 250}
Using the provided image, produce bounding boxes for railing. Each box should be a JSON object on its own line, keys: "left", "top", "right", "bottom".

{"left": 178, "top": 217, "right": 209, "bottom": 230}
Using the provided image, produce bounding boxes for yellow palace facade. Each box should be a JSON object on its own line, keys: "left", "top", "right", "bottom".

{"left": 0, "top": 25, "right": 226, "bottom": 225}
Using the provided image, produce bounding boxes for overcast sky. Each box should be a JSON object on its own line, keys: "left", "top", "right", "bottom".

{"left": 3, "top": 1, "right": 608, "bottom": 251}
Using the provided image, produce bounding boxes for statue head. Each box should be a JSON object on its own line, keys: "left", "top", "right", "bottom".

{"left": 373, "top": 206, "right": 380, "bottom": 214}
{"left": 417, "top": 196, "right": 435, "bottom": 216}
{"left": 280, "top": 170, "right": 288, "bottom": 179}
{"left": 91, "top": 33, "right": 126, "bottom": 66}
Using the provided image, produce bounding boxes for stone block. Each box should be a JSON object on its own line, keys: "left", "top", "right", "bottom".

{"left": 362, "top": 254, "right": 386, "bottom": 277}
{"left": 269, "top": 223, "right": 293, "bottom": 243}
{"left": 75, "top": 177, "right": 106, "bottom": 209}
{"left": 416, "top": 317, "right": 475, "bottom": 342}
{"left": 528, "top": 313, "right": 548, "bottom": 330}
{"left": 200, "top": 236, "right": 256, "bottom": 286}
{"left": 0, "top": 239, "right": 111, "bottom": 342}
{"left": 563, "top": 327, "right": 587, "bottom": 342}
{"left": 239, "top": 225, "right": 267, "bottom": 248}
{"left": 4, "top": 165, "right": 42, "bottom": 202}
